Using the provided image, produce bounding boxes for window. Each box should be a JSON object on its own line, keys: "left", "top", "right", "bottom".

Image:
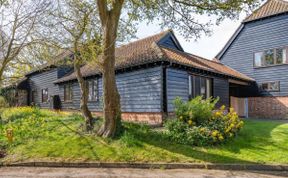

{"left": 87, "top": 79, "right": 99, "bottom": 101}
{"left": 254, "top": 47, "right": 287, "bottom": 67}
{"left": 31, "top": 90, "right": 36, "bottom": 104}
{"left": 41, "top": 89, "right": 48, "bottom": 103}
{"left": 189, "top": 75, "right": 212, "bottom": 99}
{"left": 260, "top": 81, "right": 280, "bottom": 92}
{"left": 64, "top": 84, "right": 73, "bottom": 101}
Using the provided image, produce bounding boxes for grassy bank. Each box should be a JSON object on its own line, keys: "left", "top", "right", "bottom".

{"left": 0, "top": 107, "right": 287, "bottom": 164}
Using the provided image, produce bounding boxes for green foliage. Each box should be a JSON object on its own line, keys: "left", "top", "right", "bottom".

{"left": 1, "top": 107, "right": 53, "bottom": 123}
{"left": 174, "top": 96, "right": 218, "bottom": 125}
{"left": 0, "top": 107, "right": 287, "bottom": 164}
{"left": 165, "top": 97, "right": 244, "bottom": 146}
{"left": 125, "top": 0, "right": 260, "bottom": 39}
{"left": 0, "top": 96, "right": 8, "bottom": 108}
{"left": 0, "top": 107, "right": 82, "bottom": 148}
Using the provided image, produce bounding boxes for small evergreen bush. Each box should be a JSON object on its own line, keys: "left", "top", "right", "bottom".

{"left": 165, "top": 96, "right": 244, "bottom": 146}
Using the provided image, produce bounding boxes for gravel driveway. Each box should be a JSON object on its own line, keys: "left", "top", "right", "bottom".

{"left": 0, "top": 167, "right": 287, "bottom": 178}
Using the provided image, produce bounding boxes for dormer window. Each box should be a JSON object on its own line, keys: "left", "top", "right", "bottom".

{"left": 254, "top": 47, "right": 287, "bottom": 67}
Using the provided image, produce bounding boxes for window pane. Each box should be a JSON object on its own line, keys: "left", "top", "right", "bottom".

{"left": 64, "top": 84, "right": 72, "bottom": 101}
{"left": 261, "top": 83, "right": 268, "bottom": 91}
{"left": 42, "top": 89, "right": 48, "bottom": 102}
{"left": 64, "top": 85, "right": 68, "bottom": 101}
{"left": 206, "top": 79, "right": 212, "bottom": 98}
{"left": 276, "top": 48, "right": 285, "bottom": 64}
{"left": 276, "top": 48, "right": 283, "bottom": 64}
{"left": 188, "top": 75, "right": 193, "bottom": 98}
{"left": 254, "top": 52, "right": 264, "bottom": 67}
{"left": 265, "top": 49, "right": 274, "bottom": 65}
{"left": 261, "top": 82, "right": 279, "bottom": 92}
{"left": 194, "top": 76, "right": 201, "bottom": 96}
{"left": 200, "top": 77, "right": 206, "bottom": 98}
{"left": 269, "top": 82, "right": 279, "bottom": 91}
{"left": 88, "top": 81, "right": 93, "bottom": 101}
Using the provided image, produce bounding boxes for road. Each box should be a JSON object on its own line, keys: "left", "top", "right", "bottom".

{"left": 0, "top": 167, "right": 288, "bottom": 178}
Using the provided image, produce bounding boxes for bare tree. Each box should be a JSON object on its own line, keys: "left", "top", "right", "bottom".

{"left": 0, "top": 0, "right": 51, "bottom": 86}
{"left": 42, "top": 0, "right": 102, "bottom": 131}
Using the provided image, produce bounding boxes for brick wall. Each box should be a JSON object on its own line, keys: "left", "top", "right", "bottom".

{"left": 91, "top": 112, "right": 163, "bottom": 125}
{"left": 248, "top": 96, "right": 288, "bottom": 119}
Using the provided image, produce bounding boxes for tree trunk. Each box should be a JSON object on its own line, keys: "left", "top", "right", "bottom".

{"left": 74, "top": 53, "right": 94, "bottom": 132}
{"left": 97, "top": 16, "right": 122, "bottom": 138}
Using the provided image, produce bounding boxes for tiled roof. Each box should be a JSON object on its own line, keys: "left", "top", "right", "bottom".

{"left": 160, "top": 47, "right": 254, "bottom": 81}
{"left": 243, "top": 0, "right": 288, "bottom": 22}
{"left": 55, "top": 30, "right": 254, "bottom": 84}
{"left": 55, "top": 31, "right": 169, "bottom": 83}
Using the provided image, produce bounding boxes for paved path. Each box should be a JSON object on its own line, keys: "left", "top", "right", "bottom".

{"left": 0, "top": 167, "right": 287, "bottom": 178}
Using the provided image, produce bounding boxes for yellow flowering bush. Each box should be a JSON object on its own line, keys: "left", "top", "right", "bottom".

{"left": 165, "top": 97, "right": 244, "bottom": 146}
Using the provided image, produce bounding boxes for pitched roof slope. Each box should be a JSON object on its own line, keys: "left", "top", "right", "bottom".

{"left": 55, "top": 30, "right": 254, "bottom": 83}
{"left": 244, "top": 0, "right": 288, "bottom": 23}
{"left": 160, "top": 47, "right": 254, "bottom": 81}
{"left": 55, "top": 30, "right": 170, "bottom": 83}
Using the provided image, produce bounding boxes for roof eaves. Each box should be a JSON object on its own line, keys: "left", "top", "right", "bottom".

{"left": 243, "top": 11, "right": 288, "bottom": 23}
{"left": 162, "top": 47, "right": 254, "bottom": 82}
{"left": 243, "top": 0, "right": 288, "bottom": 23}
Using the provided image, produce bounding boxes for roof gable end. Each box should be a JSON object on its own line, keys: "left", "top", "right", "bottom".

{"left": 244, "top": 0, "right": 288, "bottom": 23}
{"left": 157, "top": 30, "right": 184, "bottom": 51}
{"left": 216, "top": 0, "right": 288, "bottom": 60}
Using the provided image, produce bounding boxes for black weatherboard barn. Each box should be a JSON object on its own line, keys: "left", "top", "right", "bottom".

{"left": 6, "top": 30, "right": 253, "bottom": 124}
{"left": 217, "top": 0, "right": 288, "bottom": 119}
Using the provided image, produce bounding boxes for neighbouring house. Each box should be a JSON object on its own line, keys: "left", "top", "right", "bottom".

{"left": 3, "top": 30, "right": 253, "bottom": 124}
{"left": 216, "top": 0, "right": 288, "bottom": 119}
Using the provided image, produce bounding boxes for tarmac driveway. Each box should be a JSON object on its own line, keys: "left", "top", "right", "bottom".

{"left": 0, "top": 167, "right": 288, "bottom": 178}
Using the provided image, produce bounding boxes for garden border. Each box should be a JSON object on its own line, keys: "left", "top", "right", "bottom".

{"left": 1, "top": 162, "right": 288, "bottom": 171}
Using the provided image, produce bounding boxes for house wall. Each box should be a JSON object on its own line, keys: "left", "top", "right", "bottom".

{"left": 166, "top": 68, "right": 189, "bottom": 112}
{"left": 166, "top": 68, "right": 230, "bottom": 112}
{"left": 58, "top": 66, "right": 163, "bottom": 113}
{"left": 213, "top": 78, "right": 229, "bottom": 108}
{"left": 220, "top": 14, "right": 288, "bottom": 96}
{"left": 28, "top": 68, "right": 59, "bottom": 108}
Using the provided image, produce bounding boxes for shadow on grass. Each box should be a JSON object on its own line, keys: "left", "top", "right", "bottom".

{"left": 53, "top": 118, "right": 286, "bottom": 165}
{"left": 223, "top": 119, "right": 286, "bottom": 154}
{"left": 122, "top": 120, "right": 285, "bottom": 164}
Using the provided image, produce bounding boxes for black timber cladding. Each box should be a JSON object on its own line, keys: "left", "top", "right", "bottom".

{"left": 220, "top": 14, "right": 288, "bottom": 96}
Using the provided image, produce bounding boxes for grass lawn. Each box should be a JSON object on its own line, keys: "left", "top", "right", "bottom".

{"left": 0, "top": 107, "right": 288, "bottom": 164}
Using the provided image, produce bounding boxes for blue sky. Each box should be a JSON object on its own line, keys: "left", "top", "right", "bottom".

{"left": 135, "top": 13, "right": 247, "bottom": 60}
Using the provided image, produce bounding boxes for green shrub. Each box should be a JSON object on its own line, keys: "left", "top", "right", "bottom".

{"left": 165, "top": 97, "right": 244, "bottom": 146}
{"left": 174, "top": 96, "right": 218, "bottom": 125}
